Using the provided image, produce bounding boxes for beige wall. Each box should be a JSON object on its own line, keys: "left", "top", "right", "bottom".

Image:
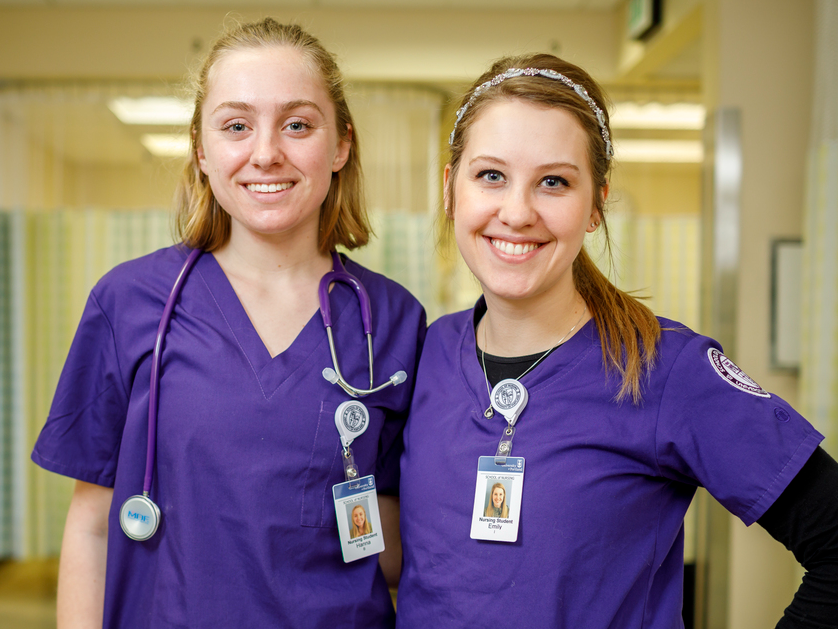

{"left": 703, "top": 1, "right": 815, "bottom": 627}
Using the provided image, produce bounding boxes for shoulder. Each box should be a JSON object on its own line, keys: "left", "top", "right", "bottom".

{"left": 652, "top": 317, "right": 773, "bottom": 399}
{"left": 423, "top": 308, "right": 473, "bottom": 350}
{"left": 428, "top": 309, "right": 472, "bottom": 337}
{"left": 90, "top": 245, "right": 193, "bottom": 314}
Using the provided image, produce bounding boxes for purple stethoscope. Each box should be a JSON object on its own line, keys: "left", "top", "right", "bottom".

{"left": 119, "top": 249, "right": 406, "bottom": 541}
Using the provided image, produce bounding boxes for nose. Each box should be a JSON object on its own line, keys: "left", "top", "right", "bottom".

{"left": 250, "top": 127, "right": 284, "bottom": 169}
{"left": 496, "top": 183, "right": 537, "bottom": 229}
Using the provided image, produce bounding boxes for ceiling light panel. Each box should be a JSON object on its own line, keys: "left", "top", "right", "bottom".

{"left": 611, "top": 103, "right": 705, "bottom": 130}
{"left": 615, "top": 140, "right": 703, "bottom": 163}
{"left": 109, "top": 97, "right": 193, "bottom": 126}
{"left": 141, "top": 133, "right": 190, "bottom": 158}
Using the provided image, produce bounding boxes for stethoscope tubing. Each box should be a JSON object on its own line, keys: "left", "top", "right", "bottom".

{"left": 318, "top": 251, "right": 406, "bottom": 398}
{"left": 126, "top": 247, "right": 404, "bottom": 541}
{"left": 144, "top": 247, "right": 202, "bottom": 495}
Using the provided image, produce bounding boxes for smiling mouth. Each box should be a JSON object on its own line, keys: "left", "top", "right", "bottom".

{"left": 490, "top": 238, "right": 541, "bottom": 256}
{"left": 246, "top": 182, "right": 294, "bottom": 193}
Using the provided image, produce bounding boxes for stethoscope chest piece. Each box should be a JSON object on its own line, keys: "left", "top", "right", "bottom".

{"left": 119, "top": 495, "right": 161, "bottom": 541}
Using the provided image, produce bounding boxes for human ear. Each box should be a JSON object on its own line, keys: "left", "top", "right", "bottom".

{"left": 195, "top": 128, "right": 208, "bottom": 175}
{"left": 586, "top": 183, "right": 608, "bottom": 232}
{"left": 332, "top": 124, "right": 352, "bottom": 172}
{"left": 443, "top": 163, "right": 453, "bottom": 218}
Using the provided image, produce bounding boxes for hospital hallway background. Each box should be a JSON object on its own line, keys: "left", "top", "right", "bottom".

{"left": 1, "top": 1, "right": 837, "bottom": 628}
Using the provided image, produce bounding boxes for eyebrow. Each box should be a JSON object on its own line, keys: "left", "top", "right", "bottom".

{"left": 469, "top": 155, "right": 580, "bottom": 173}
{"left": 210, "top": 99, "right": 325, "bottom": 117}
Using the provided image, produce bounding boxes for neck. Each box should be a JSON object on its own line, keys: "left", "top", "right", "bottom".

{"left": 479, "top": 288, "right": 589, "bottom": 357}
{"left": 213, "top": 222, "right": 331, "bottom": 283}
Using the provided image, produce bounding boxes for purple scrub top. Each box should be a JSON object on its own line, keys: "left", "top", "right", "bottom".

{"left": 398, "top": 303, "right": 821, "bottom": 628}
{"left": 32, "top": 245, "right": 426, "bottom": 629}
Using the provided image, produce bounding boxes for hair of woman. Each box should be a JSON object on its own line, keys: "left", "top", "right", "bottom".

{"left": 446, "top": 53, "right": 661, "bottom": 404}
{"left": 175, "top": 18, "right": 370, "bottom": 253}
{"left": 351, "top": 504, "right": 373, "bottom": 537}
{"left": 484, "top": 482, "right": 509, "bottom": 518}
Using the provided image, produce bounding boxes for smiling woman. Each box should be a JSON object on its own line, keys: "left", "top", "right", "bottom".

{"left": 396, "top": 52, "right": 838, "bottom": 629}
{"left": 29, "top": 18, "right": 426, "bottom": 629}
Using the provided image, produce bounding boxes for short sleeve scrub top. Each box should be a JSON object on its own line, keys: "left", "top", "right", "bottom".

{"left": 397, "top": 303, "right": 822, "bottom": 628}
{"left": 32, "top": 246, "right": 426, "bottom": 629}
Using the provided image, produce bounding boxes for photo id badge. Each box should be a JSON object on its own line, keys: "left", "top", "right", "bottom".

{"left": 470, "top": 456, "right": 525, "bottom": 543}
{"left": 332, "top": 475, "right": 385, "bottom": 563}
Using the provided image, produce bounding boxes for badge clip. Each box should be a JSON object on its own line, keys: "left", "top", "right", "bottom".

{"left": 494, "top": 425, "right": 516, "bottom": 465}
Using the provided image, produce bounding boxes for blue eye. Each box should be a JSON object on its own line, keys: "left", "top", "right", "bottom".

{"left": 478, "top": 170, "right": 504, "bottom": 183}
{"left": 286, "top": 121, "right": 311, "bottom": 133}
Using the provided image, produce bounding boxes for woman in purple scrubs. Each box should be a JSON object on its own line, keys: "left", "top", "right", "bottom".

{"left": 32, "top": 19, "right": 424, "bottom": 628}
{"left": 398, "top": 53, "right": 838, "bottom": 627}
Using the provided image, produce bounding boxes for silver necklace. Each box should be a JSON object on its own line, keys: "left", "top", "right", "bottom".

{"left": 480, "top": 306, "right": 587, "bottom": 419}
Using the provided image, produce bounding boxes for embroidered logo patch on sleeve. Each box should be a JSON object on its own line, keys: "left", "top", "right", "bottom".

{"left": 707, "top": 348, "right": 771, "bottom": 398}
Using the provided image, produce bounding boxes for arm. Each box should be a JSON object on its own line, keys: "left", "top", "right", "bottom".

{"left": 377, "top": 494, "right": 402, "bottom": 589}
{"left": 757, "top": 447, "right": 838, "bottom": 628}
{"left": 57, "top": 480, "right": 113, "bottom": 629}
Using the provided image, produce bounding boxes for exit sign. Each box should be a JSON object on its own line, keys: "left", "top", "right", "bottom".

{"left": 628, "top": 0, "right": 662, "bottom": 40}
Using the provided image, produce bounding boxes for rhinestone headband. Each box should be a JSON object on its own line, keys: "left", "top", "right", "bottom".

{"left": 449, "top": 67, "right": 614, "bottom": 161}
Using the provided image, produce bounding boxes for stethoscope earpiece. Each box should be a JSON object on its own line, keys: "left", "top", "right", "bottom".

{"left": 119, "top": 494, "right": 161, "bottom": 541}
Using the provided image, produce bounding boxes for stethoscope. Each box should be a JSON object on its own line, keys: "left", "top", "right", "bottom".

{"left": 119, "top": 249, "right": 407, "bottom": 541}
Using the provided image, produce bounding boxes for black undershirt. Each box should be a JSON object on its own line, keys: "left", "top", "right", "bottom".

{"left": 474, "top": 307, "right": 838, "bottom": 627}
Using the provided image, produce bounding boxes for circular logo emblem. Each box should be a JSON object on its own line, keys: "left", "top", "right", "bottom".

{"left": 493, "top": 382, "right": 522, "bottom": 410}
{"left": 707, "top": 348, "right": 770, "bottom": 398}
{"left": 341, "top": 403, "right": 368, "bottom": 433}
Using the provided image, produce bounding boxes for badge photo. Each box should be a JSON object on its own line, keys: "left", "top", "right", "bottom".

{"left": 470, "top": 456, "right": 525, "bottom": 543}
{"left": 333, "top": 475, "right": 385, "bottom": 563}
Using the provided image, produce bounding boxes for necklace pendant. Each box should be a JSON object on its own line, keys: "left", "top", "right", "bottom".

{"left": 483, "top": 406, "right": 494, "bottom": 419}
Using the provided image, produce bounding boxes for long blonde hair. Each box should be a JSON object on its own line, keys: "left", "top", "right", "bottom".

{"left": 175, "top": 18, "right": 370, "bottom": 253}
{"left": 447, "top": 54, "right": 660, "bottom": 404}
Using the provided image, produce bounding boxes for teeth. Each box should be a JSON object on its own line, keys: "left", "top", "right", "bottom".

{"left": 247, "top": 182, "right": 293, "bottom": 193}
{"left": 491, "top": 239, "right": 539, "bottom": 256}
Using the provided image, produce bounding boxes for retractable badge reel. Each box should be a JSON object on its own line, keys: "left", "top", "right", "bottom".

{"left": 490, "top": 378, "right": 528, "bottom": 464}
{"left": 334, "top": 400, "right": 370, "bottom": 481}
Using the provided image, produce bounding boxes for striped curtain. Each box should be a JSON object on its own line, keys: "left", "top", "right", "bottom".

{"left": 0, "top": 209, "right": 173, "bottom": 558}
{"left": 0, "top": 82, "right": 444, "bottom": 558}
{"left": 588, "top": 211, "right": 701, "bottom": 331}
{"left": 800, "top": 0, "right": 838, "bottom": 454}
{"left": 347, "top": 85, "right": 442, "bottom": 320}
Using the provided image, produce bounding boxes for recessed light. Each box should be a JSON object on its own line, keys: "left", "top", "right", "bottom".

{"left": 109, "top": 97, "right": 193, "bottom": 126}
{"left": 615, "top": 140, "right": 703, "bottom": 163}
{"left": 140, "top": 133, "right": 190, "bottom": 158}
{"left": 611, "top": 103, "right": 705, "bottom": 130}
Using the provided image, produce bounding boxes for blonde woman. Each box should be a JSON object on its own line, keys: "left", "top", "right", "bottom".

{"left": 350, "top": 504, "right": 373, "bottom": 539}
{"left": 398, "top": 53, "right": 838, "bottom": 627}
{"left": 32, "top": 18, "right": 424, "bottom": 628}
{"left": 483, "top": 483, "right": 508, "bottom": 518}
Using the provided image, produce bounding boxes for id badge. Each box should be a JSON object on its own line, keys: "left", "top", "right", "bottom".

{"left": 332, "top": 475, "right": 385, "bottom": 563}
{"left": 470, "top": 456, "right": 525, "bottom": 543}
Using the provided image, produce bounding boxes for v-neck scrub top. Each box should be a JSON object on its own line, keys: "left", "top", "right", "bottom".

{"left": 32, "top": 245, "right": 426, "bottom": 629}
{"left": 397, "top": 304, "right": 822, "bottom": 628}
